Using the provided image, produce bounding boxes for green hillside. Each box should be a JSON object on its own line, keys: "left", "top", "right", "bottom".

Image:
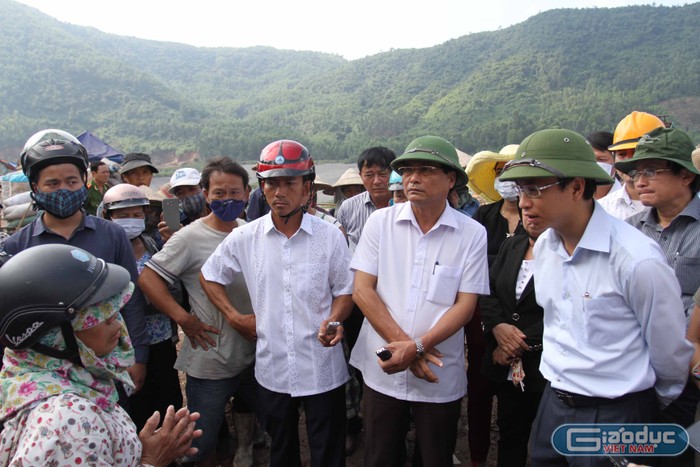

{"left": 0, "top": 0, "right": 698, "bottom": 164}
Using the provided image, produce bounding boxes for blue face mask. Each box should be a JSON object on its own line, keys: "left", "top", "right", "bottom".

{"left": 33, "top": 186, "right": 88, "bottom": 219}
{"left": 210, "top": 199, "right": 246, "bottom": 222}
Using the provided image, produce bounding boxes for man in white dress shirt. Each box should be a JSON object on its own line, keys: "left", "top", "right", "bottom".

{"left": 349, "top": 135, "right": 489, "bottom": 466}
{"left": 200, "top": 139, "right": 353, "bottom": 467}
{"left": 500, "top": 128, "right": 693, "bottom": 466}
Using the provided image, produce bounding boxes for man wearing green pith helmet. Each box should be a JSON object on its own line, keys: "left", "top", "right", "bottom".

{"left": 349, "top": 135, "right": 489, "bottom": 466}
{"left": 499, "top": 128, "right": 692, "bottom": 466}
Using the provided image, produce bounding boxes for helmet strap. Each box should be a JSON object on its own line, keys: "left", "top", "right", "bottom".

{"left": 280, "top": 206, "right": 304, "bottom": 224}
{"left": 31, "top": 322, "right": 82, "bottom": 366}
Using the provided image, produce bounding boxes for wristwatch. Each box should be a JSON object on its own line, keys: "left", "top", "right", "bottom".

{"left": 414, "top": 338, "right": 425, "bottom": 358}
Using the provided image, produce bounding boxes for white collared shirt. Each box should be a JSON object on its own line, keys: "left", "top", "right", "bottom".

{"left": 201, "top": 213, "right": 353, "bottom": 397}
{"left": 349, "top": 201, "right": 489, "bottom": 403}
{"left": 534, "top": 202, "right": 693, "bottom": 406}
{"left": 598, "top": 184, "right": 649, "bottom": 221}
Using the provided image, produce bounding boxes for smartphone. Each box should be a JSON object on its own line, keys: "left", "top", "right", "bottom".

{"left": 376, "top": 347, "right": 392, "bottom": 361}
{"left": 325, "top": 321, "right": 341, "bottom": 336}
{"left": 162, "top": 198, "right": 181, "bottom": 232}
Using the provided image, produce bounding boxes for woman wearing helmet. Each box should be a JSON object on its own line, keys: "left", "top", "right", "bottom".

{"left": 388, "top": 170, "right": 407, "bottom": 204}
{"left": 0, "top": 244, "right": 201, "bottom": 466}
{"left": 4, "top": 129, "right": 151, "bottom": 392}
{"left": 102, "top": 184, "right": 184, "bottom": 432}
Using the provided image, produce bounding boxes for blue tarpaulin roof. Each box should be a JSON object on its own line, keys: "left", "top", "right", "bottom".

{"left": 77, "top": 131, "right": 124, "bottom": 164}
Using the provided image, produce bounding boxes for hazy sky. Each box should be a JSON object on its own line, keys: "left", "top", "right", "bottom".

{"left": 15, "top": 0, "right": 691, "bottom": 60}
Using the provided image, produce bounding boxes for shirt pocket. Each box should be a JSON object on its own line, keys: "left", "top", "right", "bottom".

{"left": 673, "top": 256, "right": 700, "bottom": 295}
{"left": 582, "top": 295, "right": 628, "bottom": 347}
{"left": 426, "top": 264, "right": 462, "bottom": 306}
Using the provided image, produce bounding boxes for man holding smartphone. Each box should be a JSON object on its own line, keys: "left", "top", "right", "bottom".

{"left": 201, "top": 139, "right": 353, "bottom": 467}
{"left": 349, "top": 136, "right": 489, "bottom": 466}
{"left": 139, "top": 157, "right": 257, "bottom": 466}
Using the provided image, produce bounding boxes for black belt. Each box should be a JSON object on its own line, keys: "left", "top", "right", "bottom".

{"left": 553, "top": 387, "right": 653, "bottom": 408}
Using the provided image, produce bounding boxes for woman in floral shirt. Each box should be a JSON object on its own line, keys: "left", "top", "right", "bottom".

{"left": 0, "top": 244, "right": 200, "bottom": 466}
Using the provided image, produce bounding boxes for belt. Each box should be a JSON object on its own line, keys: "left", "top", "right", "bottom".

{"left": 552, "top": 387, "right": 652, "bottom": 408}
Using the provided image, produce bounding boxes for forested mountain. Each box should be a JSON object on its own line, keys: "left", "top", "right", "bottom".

{"left": 1, "top": 0, "right": 698, "bottom": 164}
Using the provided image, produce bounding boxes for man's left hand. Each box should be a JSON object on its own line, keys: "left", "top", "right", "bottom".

{"left": 378, "top": 341, "right": 443, "bottom": 378}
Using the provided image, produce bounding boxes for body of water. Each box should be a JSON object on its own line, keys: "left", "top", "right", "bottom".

{"left": 153, "top": 161, "right": 356, "bottom": 207}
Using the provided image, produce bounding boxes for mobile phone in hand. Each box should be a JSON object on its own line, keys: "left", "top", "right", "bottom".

{"left": 376, "top": 347, "right": 392, "bottom": 361}
{"left": 162, "top": 198, "right": 181, "bottom": 232}
{"left": 326, "top": 321, "right": 341, "bottom": 336}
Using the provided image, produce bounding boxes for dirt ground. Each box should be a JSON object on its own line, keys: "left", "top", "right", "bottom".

{"left": 177, "top": 332, "right": 502, "bottom": 466}
{"left": 192, "top": 385, "right": 501, "bottom": 466}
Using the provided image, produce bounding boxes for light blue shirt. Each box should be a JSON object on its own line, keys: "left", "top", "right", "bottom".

{"left": 534, "top": 202, "right": 693, "bottom": 407}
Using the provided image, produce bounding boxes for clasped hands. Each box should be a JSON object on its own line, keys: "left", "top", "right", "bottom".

{"left": 376, "top": 340, "right": 444, "bottom": 384}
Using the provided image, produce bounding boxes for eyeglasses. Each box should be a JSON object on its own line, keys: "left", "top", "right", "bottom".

{"left": 360, "top": 169, "right": 391, "bottom": 181}
{"left": 396, "top": 166, "right": 441, "bottom": 177}
{"left": 514, "top": 180, "right": 564, "bottom": 198}
{"left": 627, "top": 168, "right": 672, "bottom": 181}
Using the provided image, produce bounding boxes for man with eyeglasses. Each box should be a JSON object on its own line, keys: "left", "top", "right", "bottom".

{"left": 335, "top": 145, "right": 397, "bottom": 455}
{"left": 349, "top": 135, "right": 489, "bottom": 466}
{"left": 598, "top": 111, "right": 665, "bottom": 220}
{"left": 336, "top": 146, "right": 396, "bottom": 253}
{"left": 616, "top": 127, "right": 700, "bottom": 465}
{"left": 499, "top": 128, "right": 692, "bottom": 467}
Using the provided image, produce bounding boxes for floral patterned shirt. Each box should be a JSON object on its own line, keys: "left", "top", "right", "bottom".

{"left": 0, "top": 393, "right": 141, "bottom": 466}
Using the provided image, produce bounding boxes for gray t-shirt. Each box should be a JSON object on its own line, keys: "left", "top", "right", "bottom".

{"left": 145, "top": 218, "right": 255, "bottom": 379}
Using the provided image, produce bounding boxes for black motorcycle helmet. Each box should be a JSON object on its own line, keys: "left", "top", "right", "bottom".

{"left": 0, "top": 244, "right": 130, "bottom": 361}
{"left": 20, "top": 129, "right": 89, "bottom": 185}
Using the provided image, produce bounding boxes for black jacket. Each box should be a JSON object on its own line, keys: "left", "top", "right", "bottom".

{"left": 480, "top": 234, "right": 546, "bottom": 392}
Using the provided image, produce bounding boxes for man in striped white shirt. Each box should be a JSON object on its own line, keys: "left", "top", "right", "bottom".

{"left": 336, "top": 146, "right": 396, "bottom": 252}
{"left": 618, "top": 128, "right": 700, "bottom": 467}
{"left": 334, "top": 146, "right": 397, "bottom": 454}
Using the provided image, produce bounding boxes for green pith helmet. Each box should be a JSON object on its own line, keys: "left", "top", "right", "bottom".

{"left": 499, "top": 129, "right": 614, "bottom": 185}
{"left": 614, "top": 127, "right": 699, "bottom": 175}
{"left": 391, "top": 135, "right": 468, "bottom": 187}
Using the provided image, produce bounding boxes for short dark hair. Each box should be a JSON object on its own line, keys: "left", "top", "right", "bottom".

{"left": 90, "top": 161, "right": 106, "bottom": 173}
{"left": 586, "top": 131, "right": 614, "bottom": 152}
{"left": 357, "top": 147, "right": 396, "bottom": 172}
{"left": 201, "top": 157, "right": 249, "bottom": 190}
{"left": 559, "top": 178, "right": 597, "bottom": 200}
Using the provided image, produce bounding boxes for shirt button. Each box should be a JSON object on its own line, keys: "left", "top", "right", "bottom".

{"left": 564, "top": 292, "right": 570, "bottom": 299}
{"left": 556, "top": 377, "right": 561, "bottom": 382}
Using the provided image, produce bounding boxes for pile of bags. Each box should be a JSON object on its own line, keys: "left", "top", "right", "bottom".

{"left": 1, "top": 171, "right": 36, "bottom": 232}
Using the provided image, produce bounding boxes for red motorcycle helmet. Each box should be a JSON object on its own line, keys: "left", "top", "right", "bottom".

{"left": 256, "top": 140, "right": 315, "bottom": 181}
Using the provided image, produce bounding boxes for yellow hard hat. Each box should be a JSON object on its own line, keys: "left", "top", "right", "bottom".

{"left": 608, "top": 111, "right": 664, "bottom": 151}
